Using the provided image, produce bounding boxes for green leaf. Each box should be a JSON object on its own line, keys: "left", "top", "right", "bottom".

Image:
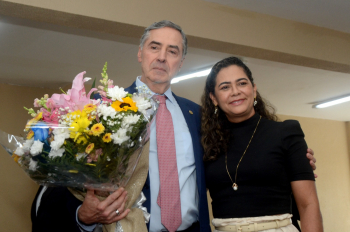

{"left": 90, "top": 78, "right": 97, "bottom": 99}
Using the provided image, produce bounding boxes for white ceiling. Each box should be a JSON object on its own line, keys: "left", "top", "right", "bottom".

{"left": 1, "top": 2, "right": 350, "bottom": 121}
{"left": 205, "top": 0, "right": 350, "bottom": 34}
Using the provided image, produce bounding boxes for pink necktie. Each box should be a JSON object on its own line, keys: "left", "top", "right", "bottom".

{"left": 156, "top": 95, "right": 182, "bottom": 232}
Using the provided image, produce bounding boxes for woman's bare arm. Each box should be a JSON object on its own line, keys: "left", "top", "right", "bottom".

{"left": 291, "top": 180, "right": 323, "bottom": 232}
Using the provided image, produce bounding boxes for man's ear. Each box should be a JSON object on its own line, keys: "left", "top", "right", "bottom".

{"left": 209, "top": 92, "right": 218, "bottom": 106}
{"left": 137, "top": 47, "right": 142, "bottom": 63}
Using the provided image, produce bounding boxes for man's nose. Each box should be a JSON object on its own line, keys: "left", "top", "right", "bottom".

{"left": 157, "top": 49, "right": 167, "bottom": 62}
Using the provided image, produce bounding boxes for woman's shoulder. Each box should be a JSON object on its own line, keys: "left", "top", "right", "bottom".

{"left": 262, "top": 118, "right": 301, "bottom": 129}
{"left": 280, "top": 119, "right": 303, "bottom": 133}
{"left": 261, "top": 118, "right": 304, "bottom": 138}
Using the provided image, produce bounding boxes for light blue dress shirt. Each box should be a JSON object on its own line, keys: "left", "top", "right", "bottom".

{"left": 135, "top": 77, "right": 199, "bottom": 232}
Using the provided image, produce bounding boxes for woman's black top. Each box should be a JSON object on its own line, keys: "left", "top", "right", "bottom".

{"left": 205, "top": 113, "right": 315, "bottom": 218}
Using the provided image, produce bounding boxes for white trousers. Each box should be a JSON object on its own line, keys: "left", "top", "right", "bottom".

{"left": 212, "top": 214, "right": 299, "bottom": 232}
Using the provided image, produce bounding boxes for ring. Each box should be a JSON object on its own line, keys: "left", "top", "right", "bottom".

{"left": 116, "top": 209, "right": 120, "bottom": 216}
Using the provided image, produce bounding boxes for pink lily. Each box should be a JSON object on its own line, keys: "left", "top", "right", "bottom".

{"left": 49, "top": 71, "right": 99, "bottom": 111}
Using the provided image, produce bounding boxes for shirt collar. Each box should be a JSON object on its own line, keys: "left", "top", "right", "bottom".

{"left": 135, "top": 76, "right": 175, "bottom": 104}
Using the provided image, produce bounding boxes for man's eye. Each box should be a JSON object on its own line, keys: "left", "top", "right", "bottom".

{"left": 169, "top": 50, "right": 177, "bottom": 55}
{"left": 151, "top": 46, "right": 158, "bottom": 50}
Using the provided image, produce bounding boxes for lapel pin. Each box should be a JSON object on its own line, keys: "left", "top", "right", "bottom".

{"left": 189, "top": 110, "right": 193, "bottom": 115}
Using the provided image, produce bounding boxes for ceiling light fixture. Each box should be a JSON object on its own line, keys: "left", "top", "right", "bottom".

{"left": 171, "top": 68, "right": 212, "bottom": 84}
{"left": 313, "top": 95, "right": 350, "bottom": 108}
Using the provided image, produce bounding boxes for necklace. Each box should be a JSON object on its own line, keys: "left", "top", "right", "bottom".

{"left": 225, "top": 115, "right": 262, "bottom": 191}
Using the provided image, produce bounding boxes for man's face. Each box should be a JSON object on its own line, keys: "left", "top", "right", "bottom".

{"left": 138, "top": 27, "right": 184, "bottom": 93}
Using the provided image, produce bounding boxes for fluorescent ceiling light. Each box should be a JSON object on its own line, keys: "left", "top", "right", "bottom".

{"left": 314, "top": 95, "right": 350, "bottom": 108}
{"left": 171, "top": 68, "right": 211, "bottom": 84}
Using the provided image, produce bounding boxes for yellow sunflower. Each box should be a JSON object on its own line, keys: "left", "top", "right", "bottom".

{"left": 91, "top": 123, "right": 105, "bottom": 136}
{"left": 111, "top": 97, "right": 138, "bottom": 112}
{"left": 102, "top": 133, "right": 112, "bottom": 143}
{"left": 85, "top": 143, "right": 94, "bottom": 154}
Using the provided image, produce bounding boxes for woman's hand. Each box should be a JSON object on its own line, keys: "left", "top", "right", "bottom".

{"left": 291, "top": 180, "right": 323, "bottom": 232}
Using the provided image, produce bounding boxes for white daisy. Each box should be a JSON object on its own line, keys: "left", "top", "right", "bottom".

{"left": 29, "top": 159, "right": 38, "bottom": 171}
{"left": 122, "top": 115, "right": 140, "bottom": 128}
{"left": 97, "top": 104, "right": 117, "bottom": 120}
{"left": 132, "top": 95, "right": 152, "bottom": 115}
{"left": 53, "top": 126, "right": 70, "bottom": 139}
{"left": 30, "top": 140, "right": 44, "bottom": 155}
{"left": 15, "top": 147, "right": 25, "bottom": 156}
{"left": 50, "top": 135, "right": 66, "bottom": 150}
{"left": 48, "top": 148, "right": 65, "bottom": 158}
{"left": 111, "top": 128, "right": 130, "bottom": 145}
{"left": 107, "top": 86, "right": 127, "bottom": 102}
{"left": 23, "top": 138, "right": 34, "bottom": 151}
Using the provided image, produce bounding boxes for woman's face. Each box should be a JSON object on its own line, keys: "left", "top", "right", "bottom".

{"left": 210, "top": 65, "right": 257, "bottom": 123}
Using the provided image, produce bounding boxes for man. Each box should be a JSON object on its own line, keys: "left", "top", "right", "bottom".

{"left": 32, "top": 20, "right": 316, "bottom": 232}
{"left": 78, "top": 21, "right": 209, "bottom": 232}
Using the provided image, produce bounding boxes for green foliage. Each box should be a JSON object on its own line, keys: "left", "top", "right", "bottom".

{"left": 101, "top": 62, "right": 108, "bottom": 80}
{"left": 90, "top": 78, "right": 97, "bottom": 99}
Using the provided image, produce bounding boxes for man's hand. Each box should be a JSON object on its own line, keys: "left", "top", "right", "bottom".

{"left": 78, "top": 187, "right": 130, "bottom": 225}
{"left": 306, "top": 148, "right": 317, "bottom": 178}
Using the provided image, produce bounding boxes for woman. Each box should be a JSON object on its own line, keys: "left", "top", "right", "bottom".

{"left": 201, "top": 57, "right": 323, "bottom": 232}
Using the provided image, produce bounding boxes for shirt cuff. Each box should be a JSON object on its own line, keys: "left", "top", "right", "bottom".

{"left": 76, "top": 205, "right": 97, "bottom": 232}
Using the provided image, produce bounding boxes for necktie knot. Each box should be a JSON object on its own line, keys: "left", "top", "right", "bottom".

{"left": 156, "top": 95, "right": 167, "bottom": 104}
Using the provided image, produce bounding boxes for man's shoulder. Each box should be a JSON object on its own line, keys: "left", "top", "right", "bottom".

{"left": 173, "top": 93, "right": 200, "bottom": 109}
{"left": 125, "top": 81, "right": 137, "bottom": 93}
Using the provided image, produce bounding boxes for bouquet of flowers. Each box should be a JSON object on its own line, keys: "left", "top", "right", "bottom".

{"left": 1, "top": 63, "right": 155, "bottom": 191}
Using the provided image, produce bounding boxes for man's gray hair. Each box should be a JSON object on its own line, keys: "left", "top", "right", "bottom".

{"left": 140, "top": 20, "right": 187, "bottom": 59}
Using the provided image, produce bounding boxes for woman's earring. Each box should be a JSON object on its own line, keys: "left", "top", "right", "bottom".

{"left": 214, "top": 106, "right": 218, "bottom": 115}
{"left": 254, "top": 98, "right": 257, "bottom": 106}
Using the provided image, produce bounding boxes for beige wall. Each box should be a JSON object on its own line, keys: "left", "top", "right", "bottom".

{"left": 1, "top": 0, "right": 350, "bottom": 73}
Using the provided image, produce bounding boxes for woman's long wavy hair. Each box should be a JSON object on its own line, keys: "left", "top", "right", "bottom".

{"left": 201, "top": 57, "right": 278, "bottom": 161}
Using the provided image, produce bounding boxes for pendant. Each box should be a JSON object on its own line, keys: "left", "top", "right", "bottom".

{"left": 233, "top": 183, "right": 238, "bottom": 191}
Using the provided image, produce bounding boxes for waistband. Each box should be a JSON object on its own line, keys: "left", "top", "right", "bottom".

{"left": 215, "top": 218, "right": 291, "bottom": 232}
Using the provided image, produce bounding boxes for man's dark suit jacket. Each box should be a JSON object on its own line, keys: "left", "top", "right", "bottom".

{"left": 31, "top": 186, "right": 82, "bottom": 232}
{"left": 31, "top": 82, "right": 212, "bottom": 232}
